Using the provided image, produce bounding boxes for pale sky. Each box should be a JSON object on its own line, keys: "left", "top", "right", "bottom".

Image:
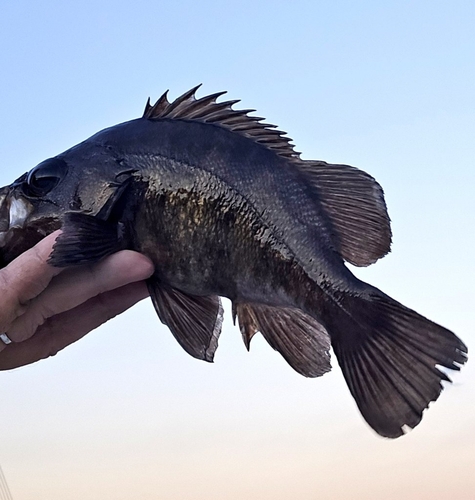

{"left": 0, "top": 1, "right": 474, "bottom": 499}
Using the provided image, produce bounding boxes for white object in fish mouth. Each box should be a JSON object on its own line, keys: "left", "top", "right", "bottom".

{"left": 9, "top": 197, "right": 32, "bottom": 228}
{"left": 0, "top": 195, "right": 33, "bottom": 248}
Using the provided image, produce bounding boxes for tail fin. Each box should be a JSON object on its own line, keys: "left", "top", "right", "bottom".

{"left": 326, "top": 286, "right": 467, "bottom": 438}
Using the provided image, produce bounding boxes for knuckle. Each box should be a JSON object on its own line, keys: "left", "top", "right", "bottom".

{"left": 39, "top": 325, "right": 62, "bottom": 360}
{"left": 0, "top": 271, "right": 27, "bottom": 329}
{"left": 95, "top": 292, "right": 123, "bottom": 323}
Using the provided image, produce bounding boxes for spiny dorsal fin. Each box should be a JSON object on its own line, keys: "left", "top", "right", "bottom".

{"left": 143, "top": 85, "right": 301, "bottom": 161}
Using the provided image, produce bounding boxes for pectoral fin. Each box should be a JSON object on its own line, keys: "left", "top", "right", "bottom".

{"left": 49, "top": 212, "right": 124, "bottom": 267}
{"left": 148, "top": 280, "right": 223, "bottom": 362}
{"left": 235, "top": 303, "right": 331, "bottom": 377}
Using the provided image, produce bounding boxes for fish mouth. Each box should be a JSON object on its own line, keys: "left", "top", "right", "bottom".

{"left": 0, "top": 188, "right": 61, "bottom": 267}
{"left": 0, "top": 190, "right": 34, "bottom": 249}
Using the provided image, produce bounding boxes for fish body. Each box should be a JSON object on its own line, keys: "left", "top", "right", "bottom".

{"left": 0, "top": 87, "right": 467, "bottom": 438}
{"left": 120, "top": 119, "right": 350, "bottom": 296}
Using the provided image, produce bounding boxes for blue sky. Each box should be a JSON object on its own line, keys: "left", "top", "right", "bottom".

{"left": 0, "top": 1, "right": 474, "bottom": 499}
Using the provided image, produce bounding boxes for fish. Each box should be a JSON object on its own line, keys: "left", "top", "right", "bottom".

{"left": 0, "top": 85, "right": 467, "bottom": 438}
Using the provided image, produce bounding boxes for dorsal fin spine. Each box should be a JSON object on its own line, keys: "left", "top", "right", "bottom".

{"left": 143, "top": 86, "right": 300, "bottom": 163}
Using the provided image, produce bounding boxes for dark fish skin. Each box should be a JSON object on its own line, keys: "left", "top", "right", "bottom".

{"left": 124, "top": 119, "right": 351, "bottom": 296}
{"left": 0, "top": 87, "right": 467, "bottom": 438}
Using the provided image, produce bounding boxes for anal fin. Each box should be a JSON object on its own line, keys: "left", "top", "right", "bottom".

{"left": 235, "top": 303, "right": 331, "bottom": 377}
{"left": 148, "top": 280, "right": 223, "bottom": 362}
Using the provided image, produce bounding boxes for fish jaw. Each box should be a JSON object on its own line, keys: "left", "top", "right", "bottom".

{"left": 0, "top": 189, "right": 55, "bottom": 267}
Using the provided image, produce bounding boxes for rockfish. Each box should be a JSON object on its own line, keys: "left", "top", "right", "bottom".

{"left": 0, "top": 86, "right": 467, "bottom": 437}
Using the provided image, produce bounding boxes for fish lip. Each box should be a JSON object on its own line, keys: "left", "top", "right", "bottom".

{"left": 0, "top": 231, "right": 8, "bottom": 248}
{"left": 0, "top": 193, "right": 8, "bottom": 232}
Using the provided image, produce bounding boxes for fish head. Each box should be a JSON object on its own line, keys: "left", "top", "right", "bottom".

{"left": 0, "top": 162, "right": 64, "bottom": 266}
{"left": 0, "top": 137, "right": 138, "bottom": 267}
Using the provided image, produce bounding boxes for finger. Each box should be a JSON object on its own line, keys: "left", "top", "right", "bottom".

{"left": 0, "top": 281, "right": 149, "bottom": 370}
{"left": 7, "top": 250, "right": 154, "bottom": 342}
{"left": 0, "top": 230, "right": 63, "bottom": 331}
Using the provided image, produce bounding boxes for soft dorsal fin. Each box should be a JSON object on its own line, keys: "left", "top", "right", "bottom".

{"left": 143, "top": 85, "right": 301, "bottom": 161}
{"left": 298, "top": 161, "right": 392, "bottom": 266}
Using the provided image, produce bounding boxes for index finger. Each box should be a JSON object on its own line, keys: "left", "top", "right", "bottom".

{"left": 0, "top": 230, "right": 64, "bottom": 331}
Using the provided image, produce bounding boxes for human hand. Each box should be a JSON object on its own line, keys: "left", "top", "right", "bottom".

{"left": 0, "top": 231, "right": 154, "bottom": 370}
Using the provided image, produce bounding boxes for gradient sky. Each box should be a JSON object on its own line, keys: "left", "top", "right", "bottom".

{"left": 0, "top": 1, "right": 474, "bottom": 499}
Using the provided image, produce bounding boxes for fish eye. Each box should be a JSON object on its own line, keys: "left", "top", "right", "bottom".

{"left": 23, "top": 158, "right": 68, "bottom": 197}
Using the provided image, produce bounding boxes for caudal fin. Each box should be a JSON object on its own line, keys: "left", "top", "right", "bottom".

{"left": 326, "top": 287, "right": 468, "bottom": 438}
